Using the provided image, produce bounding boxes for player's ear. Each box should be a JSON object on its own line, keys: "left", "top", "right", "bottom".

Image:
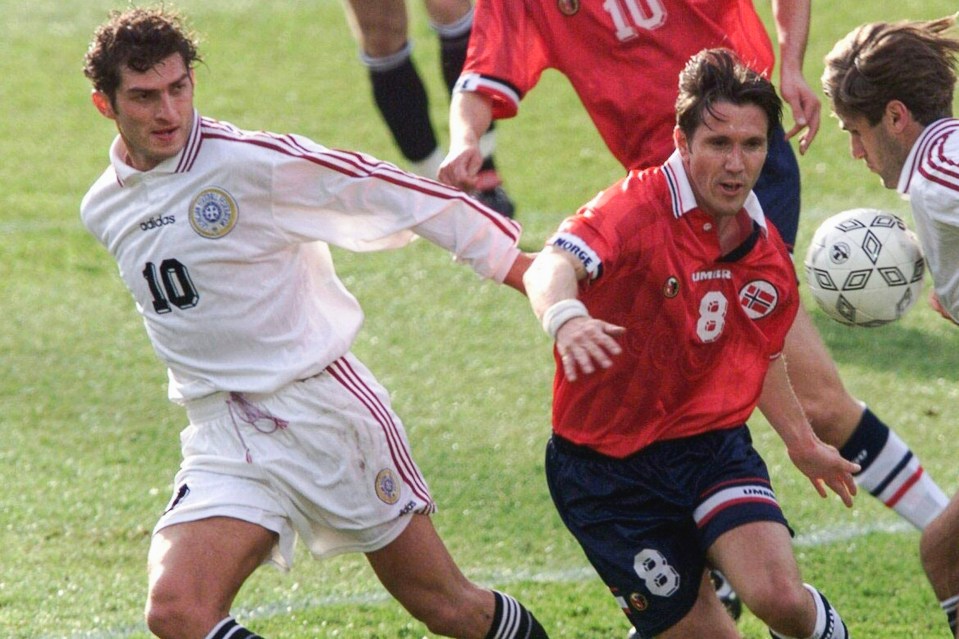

{"left": 674, "top": 125, "right": 690, "bottom": 158}
{"left": 884, "top": 100, "right": 911, "bottom": 133}
{"left": 92, "top": 91, "right": 116, "bottom": 120}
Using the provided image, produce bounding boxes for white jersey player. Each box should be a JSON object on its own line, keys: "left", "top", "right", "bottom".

{"left": 823, "top": 15, "right": 959, "bottom": 638}
{"left": 81, "top": 7, "right": 548, "bottom": 639}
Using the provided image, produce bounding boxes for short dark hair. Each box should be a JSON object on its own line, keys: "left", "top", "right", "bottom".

{"left": 83, "top": 6, "right": 201, "bottom": 103}
{"left": 822, "top": 16, "right": 959, "bottom": 126}
{"left": 675, "top": 48, "right": 782, "bottom": 142}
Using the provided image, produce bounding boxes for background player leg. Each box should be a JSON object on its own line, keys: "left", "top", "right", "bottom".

{"left": 145, "top": 517, "right": 275, "bottom": 639}
{"left": 784, "top": 307, "right": 948, "bottom": 529}
{"left": 921, "top": 494, "right": 959, "bottom": 637}
{"left": 367, "top": 513, "right": 548, "bottom": 638}
{"left": 646, "top": 570, "right": 739, "bottom": 639}
{"left": 754, "top": 139, "right": 948, "bottom": 532}
{"left": 343, "top": 0, "right": 444, "bottom": 178}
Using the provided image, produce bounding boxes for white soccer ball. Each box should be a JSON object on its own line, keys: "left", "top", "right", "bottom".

{"left": 804, "top": 208, "right": 925, "bottom": 327}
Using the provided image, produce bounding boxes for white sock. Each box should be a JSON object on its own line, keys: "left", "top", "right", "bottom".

{"left": 409, "top": 146, "right": 445, "bottom": 179}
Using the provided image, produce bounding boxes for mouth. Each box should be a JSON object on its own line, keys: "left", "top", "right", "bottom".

{"left": 152, "top": 126, "right": 180, "bottom": 144}
{"left": 718, "top": 180, "right": 745, "bottom": 197}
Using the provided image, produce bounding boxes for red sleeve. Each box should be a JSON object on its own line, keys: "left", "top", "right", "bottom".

{"left": 458, "top": 0, "right": 550, "bottom": 120}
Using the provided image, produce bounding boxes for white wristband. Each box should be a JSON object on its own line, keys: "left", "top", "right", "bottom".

{"left": 541, "top": 299, "right": 589, "bottom": 340}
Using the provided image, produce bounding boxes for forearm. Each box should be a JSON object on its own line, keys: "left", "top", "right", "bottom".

{"left": 771, "top": 0, "right": 810, "bottom": 76}
{"left": 449, "top": 91, "right": 494, "bottom": 151}
{"left": 524, "top": 248, "right": 583, "bottom": 321}
{"left": 757, "top": 356, "right": 817, "bottom": 451}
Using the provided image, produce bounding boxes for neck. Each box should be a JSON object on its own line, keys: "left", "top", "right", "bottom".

{"left": 715, "top": 212, "right": 749, "bottom": 254}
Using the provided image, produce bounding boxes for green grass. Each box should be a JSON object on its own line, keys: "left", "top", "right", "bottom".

{"left": 2, "top": 1, "right": 959, "bottom": 637}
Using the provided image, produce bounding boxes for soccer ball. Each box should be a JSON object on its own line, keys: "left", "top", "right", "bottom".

{"left": 804, "top": 208, "right": 925, "bottom": 327}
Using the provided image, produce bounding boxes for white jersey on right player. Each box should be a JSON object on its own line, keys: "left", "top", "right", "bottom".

{"left": 899, "top": 117, "right": 959, "bottom": 321}
{"left": 81, "top": 110, "right": 521, "bottom": 403}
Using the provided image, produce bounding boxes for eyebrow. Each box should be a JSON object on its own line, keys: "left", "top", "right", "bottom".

{"left": 123, "top": 71, "right": 191, "bottom": 95}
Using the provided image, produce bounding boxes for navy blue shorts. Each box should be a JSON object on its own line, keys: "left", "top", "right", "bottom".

{"left": 545, "top": 426, "right": 789, "bottom": 638}
{"left": 755, "top": 123, "right": 801, "bottom": 251}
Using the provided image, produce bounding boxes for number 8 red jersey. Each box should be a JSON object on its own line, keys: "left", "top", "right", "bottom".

{"left": 547, "top": 152, "right": 798, "bottom": 458}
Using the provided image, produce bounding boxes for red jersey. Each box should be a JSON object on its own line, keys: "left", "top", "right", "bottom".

{"left": 458, "top": 0, "right": 775, "bottom": 170}
{"left": 548, "top": 153, "right": 798, "bottom": 457}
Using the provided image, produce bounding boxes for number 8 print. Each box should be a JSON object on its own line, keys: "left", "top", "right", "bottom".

{"left": 633, "top": 548, "right": 680, "bottom": 597}
{"left": 696, "top": 290, "right": 728, "bottom": 343}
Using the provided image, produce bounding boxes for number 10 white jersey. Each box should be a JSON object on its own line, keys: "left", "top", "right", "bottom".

{"left": 81, "top": 111, "right": 521, "bottom": 403}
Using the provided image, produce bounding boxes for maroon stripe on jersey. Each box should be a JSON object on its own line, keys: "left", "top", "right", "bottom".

{"left": 904, "top": 120, "right": 959, "bottom": 193}
{"left": 326, "top": 358, "right": 435, "bottom": 509}
{"left": 198, "top": 125, "right": 521, "bottom": 241}
{"left": 919, "top": 124, "right": 959, "bottom": 192}
{"left": 282, "top": 137, "right": 521, "bottom": 240}
{"left": 176, "top": 113, "right": 206, "bottom": 173}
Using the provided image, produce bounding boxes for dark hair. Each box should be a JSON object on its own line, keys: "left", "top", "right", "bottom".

{"left": 675, "top": 48, "right": 782, "bottom": 142}
{"left": 822, "top": 16, "right": 959, "bottom": 126}
{"left": 83, "top": 6, "right": 201, "bottom": 103}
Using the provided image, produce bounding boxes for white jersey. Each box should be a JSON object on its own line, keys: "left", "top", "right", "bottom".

{"left": 899, "top": 118, "right": 959, "bottom": 321}
{"left": 81, "top": 111, "right": 521, "bottom": 402}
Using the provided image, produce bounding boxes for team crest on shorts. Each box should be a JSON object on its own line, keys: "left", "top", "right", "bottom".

{"left": 188, "top": 187, "right": 238, "bottom": 239}
{"left": 557, "top": 0, "right": 579, "bottom": 16}
{"left": 739, "top": 279, "right": 779, "bottom": 319}
{"left": 629, "top": 592, "right": 649, "bottom": 612}
{"left": 375, "top": 468, "right": 400, "bottom": 505}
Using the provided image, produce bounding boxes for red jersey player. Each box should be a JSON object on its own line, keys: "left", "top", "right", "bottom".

{"left": 524, "top": 49, "right": 858, "bottom": 639}
{"left": 440, "top": 0, "right": 948, "bottom": 549}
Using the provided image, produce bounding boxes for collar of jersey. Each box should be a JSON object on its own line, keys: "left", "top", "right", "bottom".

{"left": 664, "top": 150, "right": 768, "bottom": 236}
{"left": 110, "top": 110, "right": 202, "bottom": 185}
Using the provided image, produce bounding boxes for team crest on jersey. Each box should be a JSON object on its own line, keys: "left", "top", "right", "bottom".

{"left": 375, "top": 468, "right": 400, "bottom": 505}
{"left": 189, "top": 187, "right": 238, "bottom": 239}
{"left": 663, "top": 276, "right": 680, "bottom": 298}
{"left": 739, "top": 280, "right": 779, "bottom": 319}
{"left": 557, "top": 0, "right": 580, "bottom": 16}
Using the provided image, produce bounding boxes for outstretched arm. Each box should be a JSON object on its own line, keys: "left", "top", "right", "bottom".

{"left": 524, "top": 247, "right": 625, "bottom": 382}
{"left": 758, "top": 356, "right": 860, "bottom": 506}
{"left": 439, "top": 91, "right": 495, "bottom": 190}
{"left": 771, "top": 0, "right": 820, "bottom": 155}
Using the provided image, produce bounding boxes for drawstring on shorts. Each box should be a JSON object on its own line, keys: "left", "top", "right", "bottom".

{"left": 226, "top": 392, "right": 289, "bottom": 463}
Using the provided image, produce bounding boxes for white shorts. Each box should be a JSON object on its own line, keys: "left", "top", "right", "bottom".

{"left": 155, "top": 352, "right": 436, "bottom": 570}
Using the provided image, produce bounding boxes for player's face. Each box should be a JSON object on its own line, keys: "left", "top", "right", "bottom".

{"left": 837, "top": 113, "right": 908, "bottom": 189}
{"left": 92, "top": 54, "right": 195, "bottom": 171}
{"left": 676, "top": 101, "right": 768, "bottom": 220}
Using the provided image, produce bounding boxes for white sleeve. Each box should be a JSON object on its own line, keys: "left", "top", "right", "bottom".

{"left": 411, "top": 200, "right": 521, "bottom": 283}
{"left": 914, "top": 182, "right": 959, "bottom": 320}
{"left": 268, "top": 136, "right": 521, "bottom": 281}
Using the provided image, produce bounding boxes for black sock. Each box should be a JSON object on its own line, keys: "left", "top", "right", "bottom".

{"left": 484, "top": 591, "right": 549, "bottom": 639}
{"left": 367, "top": 45, "right": 437, "bottom": 163}
{"left": 204, "top": 617, "right": 264, "bottom": 639}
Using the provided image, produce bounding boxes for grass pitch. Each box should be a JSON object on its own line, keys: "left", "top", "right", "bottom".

{"left": 1, "top": 1, "right": 958, "bottom": 637}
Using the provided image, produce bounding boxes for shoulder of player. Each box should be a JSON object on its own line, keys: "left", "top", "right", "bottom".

{"left": 915, "top": 119, "right": 959, "bottom": 173}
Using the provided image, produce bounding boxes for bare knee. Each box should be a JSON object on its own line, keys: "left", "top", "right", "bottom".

{"left": 145, "top": 575, "right": 230, "bottom": 639}
{"left": 424, "top": 0, "right": 472, "bottom": 25}
{"left": 743, "top": 578, "right": 812, "bottom": 635}
{"left": 345, "top": 1, "right": 408, "bottom": 57}
{"left": 404, "top": 583, "right": 491, "bottom": 637}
